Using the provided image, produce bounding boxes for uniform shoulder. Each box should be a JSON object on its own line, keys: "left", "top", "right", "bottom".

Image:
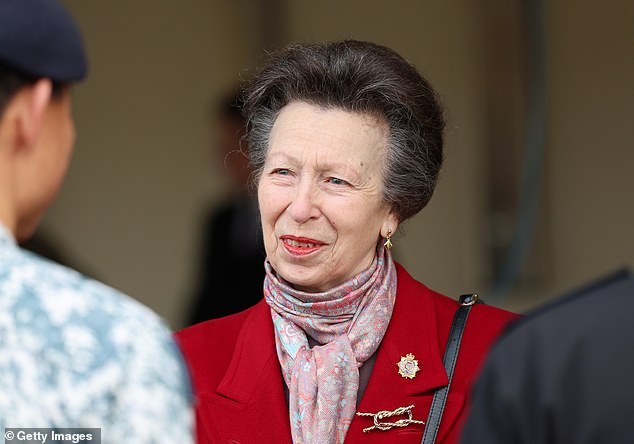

{"left": 4, "top": 247, "right": 182, "bottom": 364}
{"left": 497, "top": 270, "right": 633, "bottom": 347}
{"left": 20, "top": 249, "right": 166, "bottom": 322}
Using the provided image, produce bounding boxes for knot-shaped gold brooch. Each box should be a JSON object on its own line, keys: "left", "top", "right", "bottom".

{"left": 356, "top": 404, "right": 425, "bottom": 433}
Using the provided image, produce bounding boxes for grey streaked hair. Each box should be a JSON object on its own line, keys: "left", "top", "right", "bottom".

{"left": 243, "top": 39, "right": 445, "bottom": 223}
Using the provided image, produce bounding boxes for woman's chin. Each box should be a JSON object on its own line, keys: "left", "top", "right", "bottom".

{"left": 274, "top": 263, "right": 328, "bottom": 293}
{"left": 280, "top": 272, "right": 318, "bottom": 292}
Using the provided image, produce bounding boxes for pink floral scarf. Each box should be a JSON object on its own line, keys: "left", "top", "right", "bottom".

{"left": 264, "top": 247, "right": 397, "bottom": 444}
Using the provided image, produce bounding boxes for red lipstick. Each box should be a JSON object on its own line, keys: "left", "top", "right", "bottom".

{"left": 281, "top": 235, "right": 324, "bottom": 256}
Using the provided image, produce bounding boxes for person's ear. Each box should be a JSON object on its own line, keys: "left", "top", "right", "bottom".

{"left": 14, "top": 79, "right": 53, "bottom": 151}
{"left": 381, "top": 209, "right": 400, "bottom": 239}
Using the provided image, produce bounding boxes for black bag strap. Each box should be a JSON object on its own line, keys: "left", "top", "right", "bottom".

{"left": 421, "top": 293, "right": 480, "bottom": 444}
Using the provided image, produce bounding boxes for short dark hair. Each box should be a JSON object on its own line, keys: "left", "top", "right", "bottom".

{"left": 243, "top": 39, "right": 445, "bottom": 222}
{"left": 0, "top": 62, "right": 67, "bottom": 118}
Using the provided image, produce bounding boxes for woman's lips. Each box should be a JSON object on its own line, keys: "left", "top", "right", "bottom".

{"left": 281, "top": 236, "right": 324, "bottom": 255}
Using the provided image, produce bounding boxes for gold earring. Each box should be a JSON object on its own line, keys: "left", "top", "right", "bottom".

{"left": 384, "top": 229, "right": 393, "bottom": 250}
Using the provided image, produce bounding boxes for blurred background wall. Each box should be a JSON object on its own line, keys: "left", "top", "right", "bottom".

{"left": 41, "top": 0, "right": 633, "bottom": 329}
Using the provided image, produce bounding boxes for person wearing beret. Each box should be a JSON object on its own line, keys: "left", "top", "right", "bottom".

{"left": 460, "top": 270, "right": 634, "bottom": 444}
{"left": 0, "top": 1, "right": 194, "bottom": 441}
{"left": 176, "top": 40, "right": 519, "bottom": 444}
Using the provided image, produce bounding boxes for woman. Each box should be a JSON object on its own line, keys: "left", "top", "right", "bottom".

{"left": 176, "top": 40, "right": 518, "bottom": 444}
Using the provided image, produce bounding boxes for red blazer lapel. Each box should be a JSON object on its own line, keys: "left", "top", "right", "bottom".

{"left": 344, "top": 264, "right": 466, "bottom": 444}
{"left": 186, "top": 263, "right": 496, "bottom": 443}
{"left": 198, "top": 302, "right": 293, "bottom": 444}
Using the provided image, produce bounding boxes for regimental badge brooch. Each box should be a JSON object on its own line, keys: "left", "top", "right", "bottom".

{"left": 397, "top": 353, "right": 420, "bottom": 379}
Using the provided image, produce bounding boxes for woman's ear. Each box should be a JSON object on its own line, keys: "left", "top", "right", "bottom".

{"left": 381, "top": 210, "right": 399, "bottom": 238}
{"left": 14, "top": 79, "right": 53, "bottom": 151}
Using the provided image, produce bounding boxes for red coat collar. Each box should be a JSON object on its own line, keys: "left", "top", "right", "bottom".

{"left": 204, "top": 263, "right": 462, "bottom": 443}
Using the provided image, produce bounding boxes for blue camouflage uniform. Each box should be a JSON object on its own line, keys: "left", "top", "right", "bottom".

{"left": 0, "top": 224, "right": 194, "bottom": 443}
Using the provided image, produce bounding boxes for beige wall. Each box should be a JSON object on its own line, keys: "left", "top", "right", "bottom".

{"left": 545, "top": 1, "right": 634, "bottom": 298}
{"left": 41, "top": 1, "right": 633, "bottom": 329}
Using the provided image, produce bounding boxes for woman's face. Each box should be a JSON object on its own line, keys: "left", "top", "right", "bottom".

{"left": 258, "top": 101, "right": 398, "bottom": 292}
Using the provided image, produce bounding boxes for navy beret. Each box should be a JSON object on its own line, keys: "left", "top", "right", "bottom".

{"left": 0, "top": 0, "right": 87, "bottom": 82}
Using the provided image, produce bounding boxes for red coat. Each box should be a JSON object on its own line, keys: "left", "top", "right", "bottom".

{"left": 175, "top": 263, "right": 519, "bottom": 444}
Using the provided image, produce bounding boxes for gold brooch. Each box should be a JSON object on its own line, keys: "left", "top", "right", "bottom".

{"left": 397, "top": 353, "right": 420, "bottom": 379}
{"left": 356, "top": 404, "right": 424, "bottom": 432}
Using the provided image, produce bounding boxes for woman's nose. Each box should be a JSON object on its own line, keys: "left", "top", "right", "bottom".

{"left": 287, "top": 181, "right": 320, "bottom": 223}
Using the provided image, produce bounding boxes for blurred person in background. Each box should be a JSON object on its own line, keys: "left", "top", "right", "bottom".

{"left": 0, "top": 1, "right": 193, "bottom": 441}
{"left": 186, "top": 90, "right": 265, "bottom": 326}
{"left": 176, "top": 39, "right": 519, "bottom": 444}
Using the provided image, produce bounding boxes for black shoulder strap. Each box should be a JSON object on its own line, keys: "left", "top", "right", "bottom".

{"left": 421, "top": 293, "right": 480, "bottom": 444}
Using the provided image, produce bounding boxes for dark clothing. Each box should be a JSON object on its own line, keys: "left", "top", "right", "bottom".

{"left": 186, "top": 197, "right": 266, "bottom": 325}
{"left": 461, "top": 270, "right": 634, "bottom": 444}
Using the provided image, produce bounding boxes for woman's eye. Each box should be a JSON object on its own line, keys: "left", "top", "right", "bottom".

{"left": 327, "top": 177, "right": 348, "bottom": 186}
{"left": 273, "top": 168, "right": 291, "bottom": 175}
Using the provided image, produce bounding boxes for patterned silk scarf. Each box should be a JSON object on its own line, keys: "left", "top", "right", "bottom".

{"left": 264, "top": 247, "right": 397, "bottom": 444}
